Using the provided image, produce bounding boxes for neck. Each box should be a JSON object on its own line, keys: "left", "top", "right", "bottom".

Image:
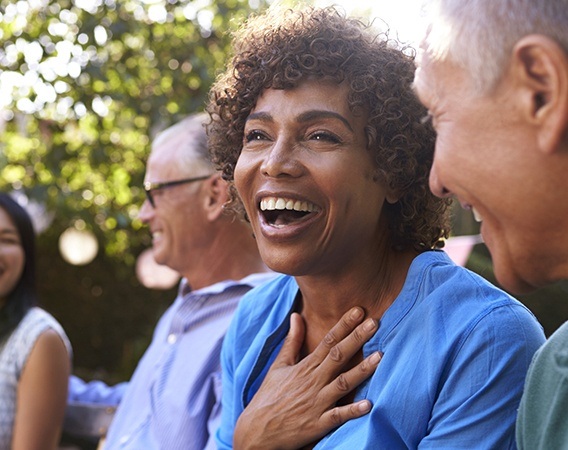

{"left": 183, "top": 222, "right": 269, "bottom": 290}
{"left": 296, "top": 248, "right": 418, "bottom": 327}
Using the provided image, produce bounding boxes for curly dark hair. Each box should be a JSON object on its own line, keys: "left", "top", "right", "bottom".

{"left": 207, "top": 6, "right": 451, "bottom": 251}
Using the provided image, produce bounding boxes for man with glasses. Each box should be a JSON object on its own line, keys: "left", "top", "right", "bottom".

{"left": 66, "top": 113, "right": 273, "bottom": 450}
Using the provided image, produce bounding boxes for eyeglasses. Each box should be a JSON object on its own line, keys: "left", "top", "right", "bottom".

{"left": 143, "top": 175, "right": 212, "bottom": 207}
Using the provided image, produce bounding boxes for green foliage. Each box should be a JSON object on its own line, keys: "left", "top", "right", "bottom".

{"left": 0, "top": 0, "right": 268, "bottom": 259}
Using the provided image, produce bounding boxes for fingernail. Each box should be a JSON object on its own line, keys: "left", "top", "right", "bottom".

{"left": 370, "top": 352, "right": 382, "bottom": 365}
{"left": 363, "top": 318, "right": 377, "bottom": 331}
{"left": 358, "top": 400, "right": 372, "bottom": 413}
{"left": 350, "top": 307, "right": 363, "bottom": 320}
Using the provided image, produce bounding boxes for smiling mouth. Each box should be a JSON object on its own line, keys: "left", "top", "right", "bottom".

{"left": 259, "top": 196, "right": 318, "bottom": 227}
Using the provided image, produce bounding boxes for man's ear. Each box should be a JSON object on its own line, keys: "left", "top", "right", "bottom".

{"left": 512, "top": 35, "right": 568, "bottom": 154}
{"left": 203, "top": 174, "right": 230, "bottom": 221}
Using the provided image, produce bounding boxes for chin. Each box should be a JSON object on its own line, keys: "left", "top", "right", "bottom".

{"left": 151, "top": 250, "right": 167, "bottom": 267}
{"left": 493, "top": 263, "right": 539, "bottom": 295}
{"left": 260, "top": 249, "right": 307, "bottom": 277}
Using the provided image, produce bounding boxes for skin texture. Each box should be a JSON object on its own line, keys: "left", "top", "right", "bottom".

{"left": 414, "top": 34, "right": 568, "bottom": 294}
{"left": 236, "top": 81, "right": 395, "bottom": 279}
{"left": 232, "top": 80, "right": 418, "bottom": 449}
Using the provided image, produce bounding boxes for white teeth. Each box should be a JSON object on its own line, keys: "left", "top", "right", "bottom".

{"left": 260, "top": 197, "right": 316, "bottom": 212}
{"left": 472, "top": 207, "right": 482, "bottom": 223}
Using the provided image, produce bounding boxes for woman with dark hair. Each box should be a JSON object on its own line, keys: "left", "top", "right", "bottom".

{"left": 0, "top": 193, "right": 71, "bottom": 449}
{"left": 207, "top": 6, "right": 545, "bottom": 449}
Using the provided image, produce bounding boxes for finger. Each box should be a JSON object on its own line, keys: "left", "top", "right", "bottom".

{"left": 318, "top": 399, "right": 373, "bottom": 430}
{"left": 318, "top": 317, "right": 378, "bottom": 376}
{"left": 271, "top": 312, "right": 306, "bottom": 368}
{"left": 321, "top": 351, "right": 382, "bottom": 400}
{"left": 311, "top": 307, "right": 366, "bottom": 362}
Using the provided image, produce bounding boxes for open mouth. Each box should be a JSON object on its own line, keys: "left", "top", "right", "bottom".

{"left": 260, "top": 196, "right": 318, "bottom": 227}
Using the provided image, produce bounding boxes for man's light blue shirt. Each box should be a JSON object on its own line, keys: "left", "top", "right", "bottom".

{"left": 68, "top": 273, "right": 275, "bottom": 450}
{"left": 217, "top": 251, "right": 545, "bottom": 449}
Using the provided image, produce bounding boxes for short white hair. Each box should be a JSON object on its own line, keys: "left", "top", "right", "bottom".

{"left": 152, "top": 112, "right": 213, "bottom": 175}
{"left": 423, "top": 0, "right": 568, "bottom": 93}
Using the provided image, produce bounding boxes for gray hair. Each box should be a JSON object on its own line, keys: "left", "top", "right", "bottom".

{"left": 423, "top": 0, "right": 568, "bottom": 92}
{"left": 152, "top": 112, "right": 213, "bottom": 174}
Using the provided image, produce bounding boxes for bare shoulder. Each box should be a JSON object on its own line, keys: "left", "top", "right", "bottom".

{"left": 22, "top": 327, "right": 71, "bottom": 385}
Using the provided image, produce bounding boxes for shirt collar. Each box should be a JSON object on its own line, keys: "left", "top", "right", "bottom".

{"left": 178, "top": 271, "right": 277, "bottom": 297}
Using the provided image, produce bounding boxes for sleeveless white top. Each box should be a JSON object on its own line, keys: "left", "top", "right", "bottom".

{"left": 0, "top": 307, "right": 72, "bottom": 449}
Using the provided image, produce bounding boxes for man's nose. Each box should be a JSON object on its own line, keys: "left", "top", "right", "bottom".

{"left": 429, "top": 164, "right": 451, "bottom": 198}
{"left": 138, "top": 198, "right": 154, "bottom": 223}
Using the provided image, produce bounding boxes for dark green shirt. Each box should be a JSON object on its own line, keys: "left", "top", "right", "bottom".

{"left": 517, "top": 321, "right": 568, "bottom": 449}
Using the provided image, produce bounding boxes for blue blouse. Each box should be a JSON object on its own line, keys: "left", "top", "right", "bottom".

{"left": 217, "top": 251, "right": 545, "bottom": 449}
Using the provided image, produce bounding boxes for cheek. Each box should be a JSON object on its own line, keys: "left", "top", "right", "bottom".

{"left": 233, "top": 158, "right": 245, "bottom": 193}
{"left": 15, "top": 258, "right": 24, "bottom": 282}
{"left": 9, "top": 251, "right": 25, "bottom": 287}
{"left": 435, "top": 123, "right": 472, "bottom": 170}
{"left": 234, "top": 156, "right": 255, "bottom": 205}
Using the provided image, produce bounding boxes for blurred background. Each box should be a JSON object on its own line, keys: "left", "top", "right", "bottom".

{"left": 1, "top": 0, "right": 567, "bottom": 387}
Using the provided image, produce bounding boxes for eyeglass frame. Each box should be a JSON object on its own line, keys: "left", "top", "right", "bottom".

{"left": 143, "top": 174, "right": 212, "bottom": 207}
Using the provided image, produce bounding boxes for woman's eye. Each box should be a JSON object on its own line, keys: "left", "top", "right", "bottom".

{"left": 0, "top": 237, "right": 20, "bottom": 246}
{"left": 309, "top": 131, "right": 341, "bottom": 144}
{"left": 244, "top": 130, "right": 268, "bottom": 143}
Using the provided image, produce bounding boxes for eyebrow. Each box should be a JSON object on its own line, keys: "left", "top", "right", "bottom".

{"left": 246, "top": 110, "right": 354, "bottom": 132}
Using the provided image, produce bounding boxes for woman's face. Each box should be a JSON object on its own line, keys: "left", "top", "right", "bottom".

{"left": 0, "top": 206, "right": 25, "bottom": 302}
{"left": 235, "top": 79, "right": 394, "bottom": 276}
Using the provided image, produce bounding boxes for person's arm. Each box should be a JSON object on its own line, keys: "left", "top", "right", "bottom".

{"left": 68, "top": 375, "right": 127, "bottom": 405}
{"left": 63, "top": 376, "right": 126, "bottom": 440}
{"left": 12, "top": 329, "right": 71, "bottom": 450}
{"left": 233, "top": 307, "right": 381, "bottom": 450}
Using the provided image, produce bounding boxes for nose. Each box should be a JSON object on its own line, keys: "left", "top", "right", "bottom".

{"left": 429, "top": 164, "right": 452, "bottom": 198}
{"left": 260, "top": 138, "right": 304, "bottom": 179}
{"left": 138, "top": 198, "right": 153, "bottom": 224}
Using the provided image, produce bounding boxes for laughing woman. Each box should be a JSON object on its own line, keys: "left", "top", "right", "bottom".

{"left": 207, "top": 6, "right": 545, "bottom": 449}
{"left": 0, "top": 193, "right": 71, "bottom": 450}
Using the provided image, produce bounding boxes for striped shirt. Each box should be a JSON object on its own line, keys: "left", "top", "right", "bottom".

{"left": 103, "top": 273, "right": 275, "bottom": 450}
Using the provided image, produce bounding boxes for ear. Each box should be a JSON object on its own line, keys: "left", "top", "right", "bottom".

{"left": 202, "top": 174, "right": 230, "bottom": 222}
{"left": 512, "top": 35, "right": 568, "bottom": 154}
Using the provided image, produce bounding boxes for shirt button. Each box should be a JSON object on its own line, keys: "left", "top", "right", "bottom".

{"left": 167, "top": 334, "right": 177, "bottom": 344}
{"left": 119, "top": 435, "right": 130, "bottom": 444}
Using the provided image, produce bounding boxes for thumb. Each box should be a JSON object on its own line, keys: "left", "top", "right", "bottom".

{"left": 273, "top": 312, "right": 306, "bottom": 367}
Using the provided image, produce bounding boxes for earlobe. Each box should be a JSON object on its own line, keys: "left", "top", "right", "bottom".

{"left": 386, "top": 193, "right": 400, "bottom": 205}
{"left": 513, "top": 35, "right": 568, "bottom": 154}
